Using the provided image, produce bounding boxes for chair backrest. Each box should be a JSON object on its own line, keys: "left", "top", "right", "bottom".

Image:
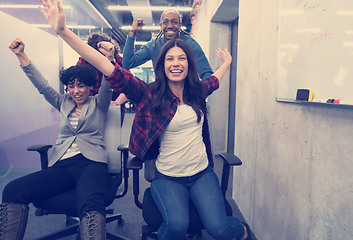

{"left": 32, "top": 106, "right": 126, "bottom": 215}
{"left": 104, "top": 105, "right": 122, "bottom": 173}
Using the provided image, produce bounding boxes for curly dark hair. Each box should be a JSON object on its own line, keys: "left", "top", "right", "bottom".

{"left": 150, "top": 39, "right": 206, "bottom": 122}
{"left": 59, "top": 65, "right": 97, "bottom": 86}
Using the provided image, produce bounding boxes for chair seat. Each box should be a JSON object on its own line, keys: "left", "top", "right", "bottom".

{"left": 126, "top": 153, "right": 243, "bottom": 239}
{"left": 32, "top": 172, "right": 126, "bottom": 240}
{"left": 27, "top": 104, "right": 128, "bottom": 240}
{"left": 33, "top": 172, "right": 123, "bottom": 218}
{"left": 142, "top": 188, "right": 233, "bottom": 232}
{"left": 33, "top": 190, "right": 78, "bottom": 217}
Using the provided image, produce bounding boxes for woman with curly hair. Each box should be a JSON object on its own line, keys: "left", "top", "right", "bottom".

{"left": 1, "top": 38, "right": 112, "bottom": 240}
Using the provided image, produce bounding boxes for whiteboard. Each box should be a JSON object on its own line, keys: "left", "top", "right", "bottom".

{"left": 277, "top": 0, "right": 353, "bottom": 105}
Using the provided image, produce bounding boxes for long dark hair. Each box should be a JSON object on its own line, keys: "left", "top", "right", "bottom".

{"left": 150, "top": 39, "right": 206, "bottom": 122}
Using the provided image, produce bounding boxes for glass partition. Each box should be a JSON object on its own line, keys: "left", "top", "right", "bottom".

{"left": 0, "top": 11, "right": 63, "bottom": 198}
{"left": 124, "top": 65, "right": 155, "bottom": 113}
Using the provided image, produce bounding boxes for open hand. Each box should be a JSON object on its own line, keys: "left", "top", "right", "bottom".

{"left": 39, "top": 0, "right": 66, "bottom": 34}
{"left": 217, "top": 48, "right": 232, "bottom": 65}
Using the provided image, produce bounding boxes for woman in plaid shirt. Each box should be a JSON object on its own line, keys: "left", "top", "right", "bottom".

{"left": 40, "top": 1, "right": 249, "bottom": 239}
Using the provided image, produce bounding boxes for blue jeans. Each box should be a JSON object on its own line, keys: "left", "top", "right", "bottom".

{"left": 151, "top": 165, "right": 245, "bottom": 240}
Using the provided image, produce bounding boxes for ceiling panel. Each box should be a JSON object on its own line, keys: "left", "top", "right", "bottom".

{"left": 94, "top": 0, "right": 194, "bottom": 48}
{"left": 0, "top": 0, "right": 194, "bottom": 48}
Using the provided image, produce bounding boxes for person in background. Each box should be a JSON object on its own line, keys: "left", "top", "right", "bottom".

{"left": 122, "top": 9, "right": 214, "bottom": 79}
{"left": 38, "top": 1, "right": 250, "bottom": 239}
{"left": 1, "top": 38, "right": 112, "bottom": 240}
{"left": 77, "top": 32, "right": 128, "bottom": 125}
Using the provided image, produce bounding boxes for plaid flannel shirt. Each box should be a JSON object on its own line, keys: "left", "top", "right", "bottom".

{"left": 105, "top": 62, "right": 219, "bottom": 165}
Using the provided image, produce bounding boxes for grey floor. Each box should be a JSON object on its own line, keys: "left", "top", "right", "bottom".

{"left": 2, "top": 112, "right": 255, "bottom": 240}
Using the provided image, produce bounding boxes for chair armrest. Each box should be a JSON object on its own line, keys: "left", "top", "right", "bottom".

{"left": 27, "top": 144, "right": 53, "bottom": 169}
{"left": 219, "top": 153, "right": 242, "bottom": 166}
{"left": 27, "top": 144, "right": 53, "bottom": 153}
{"left": 117, "top": 144, "right": 129, "bottom": 152}
{"left": 126, "top": 157, "right": 143, "bottom": 209}
{"left": 218, "top": 153, "right": 242, "bottom": 197}
{"left": 127, "top": 157, "right": 143, "bottom": 170}
{"left": 114, "top": 144, "right": 131, "bottom": 199}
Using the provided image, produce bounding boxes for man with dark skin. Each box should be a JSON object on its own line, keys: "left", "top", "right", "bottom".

{"left": 122, "top": 9, "right": 214, "bottom": 79}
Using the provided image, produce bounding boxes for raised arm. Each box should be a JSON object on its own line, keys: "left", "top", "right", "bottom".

{"left": 129, "top": 18, "right": 144, "bottom": 38}
{"left": 122, "top": 18, "right": 151, "bottom": 69}
{"left": 212, "top": 48, "right": 232, "bottom": 82}
{"left": 39, "top": 0, "right": 115, "bottom": 76}
{"left": 9, "top": 38, "right": 31, "bottom": 67}
{"left": 122, "top": 38, "right": 152, "bottom": 69}
{"left": 9, "top": 38, "right": 63, "bottom": 109}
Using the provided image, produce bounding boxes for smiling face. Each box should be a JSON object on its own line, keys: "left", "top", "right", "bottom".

{"left": 67, "top": 79, "right": 92, "bottom": 108}
{"left": 164, "top": 46, "right": 188, "bottom": 84}
{"left": 160, "top": 11, "right": 182, "bottom": 41}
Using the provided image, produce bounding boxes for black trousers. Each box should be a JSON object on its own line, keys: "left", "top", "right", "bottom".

{"left": 2, "top": 154, "right": 109, "bottom": 219}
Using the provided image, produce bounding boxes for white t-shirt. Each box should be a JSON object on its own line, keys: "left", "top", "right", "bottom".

{"left": 156, "top": 104, "right": 209, "bottom": 177}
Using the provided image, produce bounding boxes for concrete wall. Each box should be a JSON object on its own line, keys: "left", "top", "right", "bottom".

{"left": 192, "top": 0, "right": 233, "bottom": 154}
{"left": 233, "top": 0, "right": 353, "bottom": 239}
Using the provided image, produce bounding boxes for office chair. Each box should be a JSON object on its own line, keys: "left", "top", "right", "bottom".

{"left": 127, "top": 152, "right": 242, "bottom": 240}
{"left": 26, "top": 105, "right": 130, "bottom": 240}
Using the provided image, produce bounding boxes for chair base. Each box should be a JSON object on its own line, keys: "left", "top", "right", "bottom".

{"left": 141, "top": 225, "right": 158, "bottom": 240}
{"left": 34, "top": 219, "right": 79, "bottom": 240}
{"left": 107, "top": 231, "right": 127, "bottom": 240}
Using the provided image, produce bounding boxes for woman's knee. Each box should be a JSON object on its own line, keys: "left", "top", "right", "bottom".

{"left": 2, "top": 181, "right": 25, "bottom": 203}
{"left": 205, "top": 217, "right": 244, "bottom": 240}
{"left": 206, "top": 223, "right": 229, "bottom": 239}
{"left": 162, "top": 217, "right": 189, "bottom": 237}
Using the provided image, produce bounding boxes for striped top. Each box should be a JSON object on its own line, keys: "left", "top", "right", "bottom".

{"left": 61, "top": 110, "right": 81, "bottom": 160}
